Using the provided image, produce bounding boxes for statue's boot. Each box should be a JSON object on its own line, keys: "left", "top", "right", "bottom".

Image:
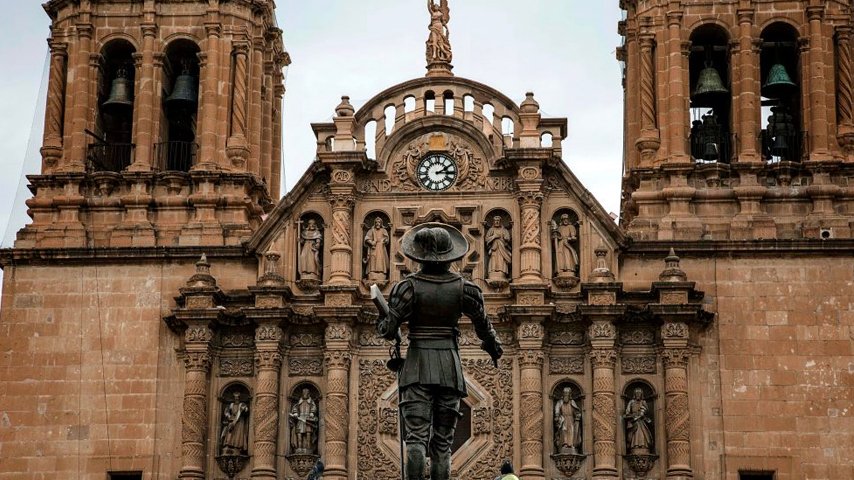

{"left": 406, "top": 443, "right": 427, "bottom": 480}
{"left": 429, "top": 451, "right": 451, "bottom": 480}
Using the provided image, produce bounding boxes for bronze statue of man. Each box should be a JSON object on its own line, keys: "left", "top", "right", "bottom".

{"left": 377, "top": 222, "right": 503, "bottom": 480}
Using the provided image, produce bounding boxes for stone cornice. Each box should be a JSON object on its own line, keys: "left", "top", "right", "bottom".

{"left": 0, "top": 246, "right": 246, "bottom": 268}
{"left": 624, "top": 239, "right": 854, "bottom": 256}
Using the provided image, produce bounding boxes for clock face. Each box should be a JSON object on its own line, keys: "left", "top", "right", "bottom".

{"left": 417, "top": 154, "right": 458, "bottom": 191}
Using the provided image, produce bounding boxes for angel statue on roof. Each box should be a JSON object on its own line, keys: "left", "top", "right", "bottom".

{"left": 427, "top": 0, "right": 452, "bottom": 64}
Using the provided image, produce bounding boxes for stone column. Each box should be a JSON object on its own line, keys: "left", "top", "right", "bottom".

{"left": 328, "top": 188, "right": 356, "bottom": 285}
{"left": 589, "top": 323, "right": 618, "bottom": 479}
{"left": 271, "top": 79, "right": 284, "bottom": 198}
{"left": 515, "top": 189, "right": 544, "bottom": 284}
{"left": 67, "top": 22, "right": 94, "bottom": 172}
{"left": 665, "top": 9, "right": 687, "bottom": 162}
{"left": 129, "top": 23, "right": 157, "bottom": 171}
{"left": 518, "top": 321, "right": 545, "bottom": 480}
{"left": 261, "top": 59, "right": 274, "bottom": 184}
{"left": 179, "top": 324, "right": 213, "bottom": 480}
{"left": 662, "top": 345, "right": 692, "bottom": 479}
{"left": 806, "top": 6, "right": 830, "bottom": 159}
{"left": 252, "top": 323, "right": 283, "bottom": 480}
{"left": 41, "top": 40, "right": 68, "bottom": 172}
{"left": 736, "top": 9, "right": 760, "bottom": 162}
{"left": 226, "top": 41, "right": 251, "bottom": 169}
{"left": 322, "top": 323, "right": 353, "bottom": 480}
{"left": 837, "top": 27, "right": 853, "bottom": 131}
{"left": 248, "top": 36, "right": 264, "bottom": 176}
{"left": 198, "top": 21, "right": 222, "bottom": 170}
{"left": 636, "top": 24, "right": 661, "bottom": 163}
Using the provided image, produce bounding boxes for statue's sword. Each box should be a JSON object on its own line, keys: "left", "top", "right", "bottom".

{"left": 370, "top": 284, "right": 405, "bottom": 480}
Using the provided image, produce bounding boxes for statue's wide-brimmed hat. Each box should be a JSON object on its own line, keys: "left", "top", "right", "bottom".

{"left": 401, "top": 222, "right": 468, "bottom": 263}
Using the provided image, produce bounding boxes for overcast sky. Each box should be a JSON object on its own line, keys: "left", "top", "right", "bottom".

{"left": 0, "top": 1, "right": 624, "bottom": 246}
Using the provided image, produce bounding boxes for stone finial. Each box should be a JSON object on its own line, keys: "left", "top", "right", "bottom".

{"left": 659, "top": 248, "right": 688, "bottom": 282}
{"left": 590, "top": 246, "right": 616, "bottom": 283}
{"left": 335, "top": 96, "right": 355, "bottom": 117}
{"left": 186, "top": 253, "right": 217, "bottom": 288}
{"left": 258, "top": 251, "right": 286, "bottom": 287}
{"left": 520, "top": 92, "right": 540, "bottom": 113}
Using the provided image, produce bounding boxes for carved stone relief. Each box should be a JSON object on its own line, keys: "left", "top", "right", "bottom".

{"left": 550, "top": 356, "right": 585, "bottom": 375}
{"left": 289, "top": 357, "right": 323, "bottom": 377}
{"left": 389, "top": 134, "right": 486, "bottom": 192}
{"left": 622, "top": 355, "right": 657, "bottom": 374}
{"left": 219, "top": 357, "right": 254, "bottom": 377}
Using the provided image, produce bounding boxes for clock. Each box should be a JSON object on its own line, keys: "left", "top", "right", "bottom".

{"left": 417, "top": 154, "right": 458, "bottom": 191}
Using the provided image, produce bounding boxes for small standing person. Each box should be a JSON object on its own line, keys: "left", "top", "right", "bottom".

{"left": 494, "top": 459, "right": 519, "bottom": 480}
{"left": 364, "top": 216, "right": 390, "bottom": 282}
{"left": 624, "top": 388, "right": 654, "bottom": 454}
{"left": 378, "top": 223, "right": 503, "bottom": 480}
{"left": 289, "top": 387, "right": 319, "bottom": 454}
{"left": 220, "top": 391, "right": 250, "bottom": 456}
{"left": 298, "top": 219, "right": 323, "bottom": 281}
{"left": 485, "top": 215, "right": 511, "bottom": 284}
{"left": 554, "top": 386, "right": 582, "bottom": 454}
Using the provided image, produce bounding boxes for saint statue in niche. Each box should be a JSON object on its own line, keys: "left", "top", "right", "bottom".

{"left": 289, "top": 388, "right": 319, "bottom": 454}
{"left": 220, "top": 391, "right": 250, "bottom": 456}
{"left": 485, "top": 215, "right": 511, "bottom": 287}
{"left": 298, "top": 219, "right": 323, "bottom": 282}
{"left": 364, "top": 216, "right": 390, "bottom": 282}
{"left": 551, "top": 213, "right": 579, "bottom": 287}
{"left": 624, "top": 388, "right": 654, "bottom": 454}
{"left": 554, "top": 386, "right": 582, "bottom": 454}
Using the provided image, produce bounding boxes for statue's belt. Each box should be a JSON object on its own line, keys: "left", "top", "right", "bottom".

{"left": 408, "top": 326, "right": 460, "bottom": 349}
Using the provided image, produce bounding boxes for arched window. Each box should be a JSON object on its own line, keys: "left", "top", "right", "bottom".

{"left": 688, "top": 24, "right": 731, "bottom": 163}
{"left": 403, "top": 95, "right": 416, "bottom": 113}
{"left": 425, "top": 91, "right": 436, "bottom": 113}
{"left": 760, "top": 22, "right": 802, "bottom": 162}
{"left": 541, "top": 132, "right": 554, "bottom": 148}
{"left": 443, "top": 91, "right": 454, "bottom": 116}
{"left": 159, "top": 39, "right": 200, "bottom": 171}
{"left": 463, "top": 94, "right": 475, "bottom": 113}
{"left": 365, "top": 119, "right": 377, "bottom": 159}
{"left": 384, "top": 104, "right": 396, "bottom": 135}
{"left": 501, "top": 116, "right": 515, "bottom": 147}
{"left": 482, "top": 103, "right": 495, "bottom": 131}
{"left": 90, "top": 39, "right": 136, "bottom": 172}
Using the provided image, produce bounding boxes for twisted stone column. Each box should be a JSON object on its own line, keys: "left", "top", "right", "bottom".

{"left": 516, "top": 190, "right": 544, "bottom": 284}
{"left": 636, "top": 28, "right": 661, "bottom": 163}
{"left": 227, "top": 41, "right": 250, "bottom": 168}
{"left": 588, "top": 318, "right": 618, "bottom": 479}
{"left": 518, "top": 321, "right": 545, "bottom": 479}
{"left": 736, "top": 9, "right": 760, "bottom": 162}
{"left": 323, "top": 323, "right": 352, "bottom": 480}
{"left": 252, "top": 324, "right": 283, "bottom": 480}
{"left": 248, "top": 37, "right": 264, "bottom": 176}
{"left": 662, "top": 347, "right": 692, "bottom": 479}
{"left": 837, "top": 27, "right": 853, "bottom": 128}
{"left": 328, "top": 190, "right": 356, "bottom": 285}
{"left": 665, "top": 9, "right": 687, "bottom": 162}
{"left": 179, "top": 325, "right": 213, "bottom": 480}
{"left": 198, "top": 22, "right": 222, "bottom": 170}
{"left": 41, "top": 40, "right": 68, "bottom": 171}
{"left": 67, "top": 23, "right": 94, "bottom": 171}
{"left": 807, "top": 6, "right": 830, "bottom": 158}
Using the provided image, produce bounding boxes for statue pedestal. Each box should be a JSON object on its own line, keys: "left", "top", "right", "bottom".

{"left": 287, "top": 453, "right": 319, "bottom": 478}
{"left": 625, "top": 453, "right": 659, "bottom": 479}
{"left": 553, "top": 272, "right": 580, "bottom": 289}
{"left": 551, "top": 452, "right": 586, "bottom": 478}
{"left": 215, "top": 454, "right": 249, "bottom": 479}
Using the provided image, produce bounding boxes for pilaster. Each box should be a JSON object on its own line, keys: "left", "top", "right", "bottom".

{"left": 806, "top": 5, "right": 830, "bottom": 160}
{"left": 517, "top": 320, "right": 546, "bottom": 480}
{"left": 321, "top": 321, "right": 353, "bottom": 480}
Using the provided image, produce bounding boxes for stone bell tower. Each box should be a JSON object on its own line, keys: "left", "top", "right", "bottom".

{"left": 20, "top": 0, "right": 289, "bottom": 248}
{"left": 619, "top": 0, "right": 854, "bottom": 241}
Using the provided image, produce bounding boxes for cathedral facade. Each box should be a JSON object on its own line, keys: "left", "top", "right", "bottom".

{"left": 0, "top": 1, "right": 851, "bottom": 480}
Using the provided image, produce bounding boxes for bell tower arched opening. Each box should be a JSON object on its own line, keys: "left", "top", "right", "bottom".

{"left": 760, "top": 22, "right": 802, "bottom": 163}
{"left": 688, "top": 24, "right": 731, "bottom": 163}
{"left": 159, "top": 39, "right": 200, "bottom": 171}
{"left": 91, "top": 39, "right": 136, "bottom": 172}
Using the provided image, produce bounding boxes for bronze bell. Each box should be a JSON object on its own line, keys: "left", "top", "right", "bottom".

{"left": 692, "top": 62, "right": 728, "bottom": 105}
{"left": 762, "top": 63, "right": 797, "bottom": 99}
{"left": 102, "top": 68, "right": 133, "bottom": 110}
{"left": 701, "top": 141, "right": 720, "bottom": 161}
{"left": 166, "top": 70, "right": 198, "bottom": 109}
{"left": 770, "top": 134, "right": 790, "bottom": 157}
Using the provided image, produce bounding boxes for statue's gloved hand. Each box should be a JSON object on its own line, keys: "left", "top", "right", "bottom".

{"left": 482, "top": 337, "right": 503, "bottom": 367}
